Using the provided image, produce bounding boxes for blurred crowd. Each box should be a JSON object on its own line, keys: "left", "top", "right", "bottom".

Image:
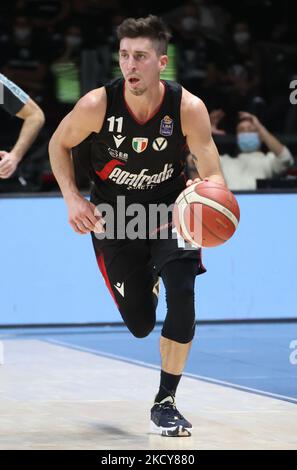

{"left": 0, "top": 0, "right": 296, "bottom": 191}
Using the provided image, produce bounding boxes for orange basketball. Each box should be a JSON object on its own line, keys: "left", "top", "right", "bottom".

{"left": 173, "top": 180, "right": 240, "bottom": 248}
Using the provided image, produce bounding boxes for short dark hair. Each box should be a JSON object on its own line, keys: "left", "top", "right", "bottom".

{"left": 117, "top": 15, "right": 171, "bottom": 55}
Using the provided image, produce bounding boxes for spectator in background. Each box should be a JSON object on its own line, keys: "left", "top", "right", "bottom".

{"left": 270, "top": 17, "right": 295, "bottom": 44}
{"left": 1, "top": 15, "right": 48, "bottom": 100}
{"left": 260, "top": 43, "right": 296, "bottom": 133}
{"left": 15, "top": 0, "right": 71, "bottom": 29}
{"left": 0, "top": 73, "right": 45, "bottom": 180}
{"left": 193, "top": 0, "right": 230, "bottom": 41}
{"left": 216, "top": 111, "right": 294, "bottom": 190}
{"left": 50, "top": 24, "right": 82, "bottom": 111}
{"left": 165, "top": 0, "right": 229, "bottom": 42}
{"left": 174, "top": 2, "right": 221, "bottom": 103}
{"left": 187, "top": 109, "right": 294, "bottom": 189}
{"left": 216, "top": 21, "right": 265, "bottom": 132}
{"left": 70, "top": 0, "right": 116, "bottom": 47}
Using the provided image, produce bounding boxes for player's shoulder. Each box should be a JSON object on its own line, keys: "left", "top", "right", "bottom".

{"left": 76, "top": 86, "right": 107, "bottom": 113}
{"left": 180, "top": 87, "right": 209, "bottom": 135}
{"left": 181, "top": 87, "right": 206, "bottom": 116}
{"left": 68, "top": 87, "right": 107, "bottom": 133}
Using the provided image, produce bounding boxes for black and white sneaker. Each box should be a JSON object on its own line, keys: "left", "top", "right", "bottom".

{"left": 150, "top": 395, "right": 192, "bottom": 437}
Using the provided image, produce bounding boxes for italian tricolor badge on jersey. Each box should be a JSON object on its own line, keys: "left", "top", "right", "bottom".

{"left": 132, "top": 137, "right": 148, "bottom": 153}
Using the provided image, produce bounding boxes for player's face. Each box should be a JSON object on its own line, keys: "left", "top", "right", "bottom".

{"left": 119, "top": 37, "right": 167, "bottom": 96}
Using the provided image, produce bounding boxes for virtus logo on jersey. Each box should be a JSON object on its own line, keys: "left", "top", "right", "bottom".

{"left": 152, "top": 137, "right": 168, "bottom": 151}
{"left": 132, "top": 137, "right": 148, "bottom": 153}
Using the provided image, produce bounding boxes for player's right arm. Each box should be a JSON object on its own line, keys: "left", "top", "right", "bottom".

{"left": 48, "top": 87, "right": 106, "bottom": 234}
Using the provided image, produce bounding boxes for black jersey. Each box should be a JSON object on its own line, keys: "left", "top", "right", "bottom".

{"left": 0, "top": 73, "right": 29, "bottom": 116}
{"left": 90, "top": 78, "right": 188, "bottom": 203}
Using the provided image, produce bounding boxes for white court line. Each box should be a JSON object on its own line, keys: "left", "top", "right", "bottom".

{"left": 0, "top": 341, "right": 4, "bottom": 364}
{"left": 44, "top": 338, "right": 160, "bottom": 370}
{"left": 43, "top": 338, "right": 297, "bottom": 405}
{"left": 184, "top": 371, "right": 297, "bottom": 404}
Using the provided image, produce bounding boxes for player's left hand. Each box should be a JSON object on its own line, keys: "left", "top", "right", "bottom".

{"left": 0, "top": 151, "right": 19, "bottom": 178}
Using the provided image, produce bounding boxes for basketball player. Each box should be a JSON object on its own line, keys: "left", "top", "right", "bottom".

{"left": 0, "top": 73, "right": 45, "bottom": 179}
{"left": 49, "top": 15, "right": 225, "bottom": 437}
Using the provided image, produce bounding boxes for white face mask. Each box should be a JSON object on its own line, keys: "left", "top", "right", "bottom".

{"left": 233, "top": 31, "right": 250, "bottom": 45}
{"left": 65, "top": 35, "right": 82, "bottom": 48}
{"left": 237, "top": 132, "right": 261, "bottom": 152}
{"left": 181, "top": 16, "right": 199, "bottom": 32}
{"left": 14, "top": 28, "right": 31, "bottom": 41}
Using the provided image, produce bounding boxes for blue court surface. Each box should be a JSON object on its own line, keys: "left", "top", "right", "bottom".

{"left": 2, "top": 322, "right": 297, "bottom": 404}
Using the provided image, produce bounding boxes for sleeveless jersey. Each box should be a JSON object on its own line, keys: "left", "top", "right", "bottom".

{"left": 90, "top": 78, "right": 188, "bottom": 203}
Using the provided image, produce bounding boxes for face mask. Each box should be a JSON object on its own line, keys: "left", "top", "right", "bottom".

{"left": 14, "top": 28, "right": 31, "bottom": 41}
{"left": 65, "top": 35, "right": 82, "bottom": 48}
{"left": 233, "top": 31, "right": 250, "bottom": 45}
{"left": 237, "top": 132, "right": 261, "bottom": 152}
{"left": 181, "top": 17, "right": 198, "bottom": 32}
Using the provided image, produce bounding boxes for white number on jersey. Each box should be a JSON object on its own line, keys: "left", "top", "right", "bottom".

{"left": 107, "top": 116, "right": 123, "bottom": 133}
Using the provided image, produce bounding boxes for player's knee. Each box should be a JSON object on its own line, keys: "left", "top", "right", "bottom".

{"left": 166, "top": 280, "right": 195, "bottom": 317}
{"left": 162, "top": 273, "right": 196, "bottom": 343}
{"left": 162, "top": 317, "right": 196, "bottom": 343}
{"left": 120, "top": 303, "right": 156, "bottom": 338}
{"left": 164, "top": 295, "right": 196, "bottom": 342}
{"left": 130, "top": 321, "right": 155, "bottom": 338}
{"left": 168, "top": 274, "right": 195, "bottom": 297}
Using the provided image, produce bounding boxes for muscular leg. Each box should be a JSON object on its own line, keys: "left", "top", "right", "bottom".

{"left": 150, "top": 258, "right": 198, "bottom": 436}
{"left": 92, "top": 236, "right": 158, "bottom": 337}
{"left": 160, "top": 258, "right": 198, "bottom": 377}
{"left": 160, "top": 336, "right": 192, "bottom": 375}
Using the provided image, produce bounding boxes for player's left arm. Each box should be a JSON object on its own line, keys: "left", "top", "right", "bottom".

{"left": 181, "top": 90, "right": 226, "bottom": 187}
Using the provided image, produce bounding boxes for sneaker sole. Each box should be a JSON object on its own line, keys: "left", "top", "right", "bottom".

{"left": 150, "top": 421, "right": 192, "bottom": 437}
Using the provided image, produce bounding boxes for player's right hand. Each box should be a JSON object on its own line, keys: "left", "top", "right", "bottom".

{"left": 186, "top": 178, "right": 202, "bottom": 187}
{"left": 66, "top": 194, "right": 105, "bottom": 235}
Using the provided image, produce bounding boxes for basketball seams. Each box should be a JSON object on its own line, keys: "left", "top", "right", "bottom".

{"left": 176, "top": 196, "right": 202, "bottom": 248}
{"left": 184, "top": 191, "right": 239, "bottom": 228}
{"left": 189, "top": 204, "right": 231, "bottom": 243}
{"left": 173, "top": 181, "right": 240, "bottom": 248}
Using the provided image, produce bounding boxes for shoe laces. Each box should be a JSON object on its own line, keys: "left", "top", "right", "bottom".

{"left": 158, "top": 399, "right": 184, "bottom": 421}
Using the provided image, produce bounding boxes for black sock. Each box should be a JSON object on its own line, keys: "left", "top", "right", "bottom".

{"left": 155, "top": 370, "right": 182, "bottom": 403}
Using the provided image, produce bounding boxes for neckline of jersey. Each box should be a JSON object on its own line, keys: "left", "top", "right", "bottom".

{"left": 122, "top": 80, "right": 167, "bottom": 126}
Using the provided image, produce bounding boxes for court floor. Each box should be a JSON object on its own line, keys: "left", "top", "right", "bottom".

{"left": 0, "top": 323, "right": 296, "bottom": 450}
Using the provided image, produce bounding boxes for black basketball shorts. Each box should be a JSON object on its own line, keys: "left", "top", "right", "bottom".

{"left": 90, "top": 190, "right": 206, "bottom": 335}
{"left": 91, "top": 226, "right": 206, "bottom": 315}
